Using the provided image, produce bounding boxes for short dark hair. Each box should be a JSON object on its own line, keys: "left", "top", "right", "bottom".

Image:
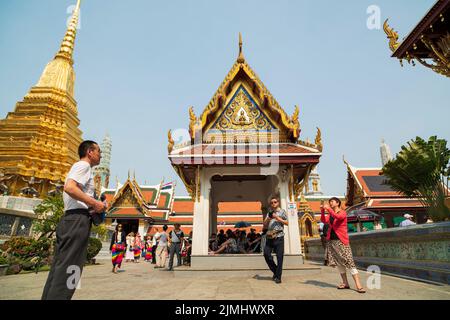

{"left": 78, "top": 140, "right": 98, "bottom": 158}
{"left": 174, "top": 223, "right": 181, "bottom": 228}
{"left": 163, "top": 225, "right": 168, "bottom": 231}
{"left": 328, "top": 197, "right": 342, "bottom": 207}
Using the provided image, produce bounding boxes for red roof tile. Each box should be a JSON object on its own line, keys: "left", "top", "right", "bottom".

{"left": 368, "top": 199, "right": 425, "bottom": 208}
{"left": 172, "top": 200, "right": 194, "bottom": 213}
{"left": 218, "top": 202, "right": 262, "bottom": 213}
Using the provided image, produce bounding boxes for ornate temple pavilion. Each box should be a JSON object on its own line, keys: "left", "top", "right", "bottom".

{"left": 168, "top": 34, "right": 322, "bottom": 268}
{"left": 384, "top": 0, "right": 450, "bottom": 77}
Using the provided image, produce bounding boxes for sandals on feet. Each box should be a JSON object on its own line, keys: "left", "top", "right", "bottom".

{"left": 337, "top": 284, "right": 350, "bottom": 289}
{"left": 356, "top": 287, "right": 366, "bottom": 293}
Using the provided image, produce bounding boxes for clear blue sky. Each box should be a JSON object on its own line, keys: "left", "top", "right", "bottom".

{"left": 1, "top": 0, "right": 449, "bottom": 196}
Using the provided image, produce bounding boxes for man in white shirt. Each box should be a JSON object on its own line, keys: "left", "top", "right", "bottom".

{"left": 42, "top": 140, "right": 107, "bottom": 300}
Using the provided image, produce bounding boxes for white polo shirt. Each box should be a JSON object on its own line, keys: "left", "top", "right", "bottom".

{"left": 63, "top": 160, "right": 95, "bottom": 211}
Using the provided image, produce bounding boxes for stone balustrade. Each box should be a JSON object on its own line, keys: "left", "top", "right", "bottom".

{"left": 305, "top": 222, "right": 450, "bottom": 284}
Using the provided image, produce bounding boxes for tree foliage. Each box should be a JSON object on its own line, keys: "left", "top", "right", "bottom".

{"left": 382, "top": 136, "right": 450, "bottom": 221}
{"left": 33, "top": 195, "right": 64, "bottom": 239}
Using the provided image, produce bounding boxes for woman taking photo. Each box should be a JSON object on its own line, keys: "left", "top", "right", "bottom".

{"left": 263, "top": 196, "right": 288, "bottom": 284}
{"left": 109, "top": 224, "right": 126, "bottom": 273}
{"left": 321, "top": 197, "right": 365, "bottom": 293}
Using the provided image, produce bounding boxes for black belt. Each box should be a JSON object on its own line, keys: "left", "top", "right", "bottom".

{"left": 65, "top": 209, "right": 90, "bottom": 217}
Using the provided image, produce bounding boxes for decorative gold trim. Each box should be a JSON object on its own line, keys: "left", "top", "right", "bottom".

{"left": 172, "top": 165, "right": 195, "bottom": 200}
{"left": 188, "top": 107, "right": 198, "bottom": 140}
{"left": 383, "top": 19, "right": 400, "bottom": 53}
{"left": 167, "top": 129, "right": 174, "bottom": 153}
{"left": 288, "top": 165, "right": 294, "bottom": 202}
{"left": 108, "top": 177, "right": 146, "bottom": 212}
{"left": 314, "top": 127, "right": 323, "bottom": 152}
{"left": 294, "top": 164, "right": 316, "bottom": 200}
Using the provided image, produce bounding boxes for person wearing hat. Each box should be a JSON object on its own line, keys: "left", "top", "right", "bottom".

{"left": 399, "top": 214, "right": 416, "bottom": 227}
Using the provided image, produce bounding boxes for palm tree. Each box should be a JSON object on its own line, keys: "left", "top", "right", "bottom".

{"left": 382, "top": 136, "right": 450, "bottom": 222}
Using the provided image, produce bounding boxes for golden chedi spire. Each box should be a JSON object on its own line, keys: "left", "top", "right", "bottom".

{"left": 0, "top": 0, "right": 84, "bottom": 198}
{"left": 36, "top": 0, "right": 81, "bottom": 96}
{"left": 56, "top": 0, "right": 81, "bottom": 63}
{"left": 237, "top": 32, "right": 245, "bottom": 63}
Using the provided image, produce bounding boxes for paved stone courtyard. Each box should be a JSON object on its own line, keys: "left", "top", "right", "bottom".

{"left": 0, "top": 260, "right": 449, "bottom": 300}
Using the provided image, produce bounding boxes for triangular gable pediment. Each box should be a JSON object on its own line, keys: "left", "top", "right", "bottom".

{"left": 109, "top": 179, "right": 145, "bottom": 211}
{"left": 203, "top": 84, "right": 277, "bottom": 141}
{"left": 187, "top": 43, "right": 301, "bottom": 143}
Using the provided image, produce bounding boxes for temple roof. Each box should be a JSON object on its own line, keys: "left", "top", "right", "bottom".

{"left": 104, "top": 177, "right": 176, "bottom": 221}
{"left": 390, "top": 0, "right": 450, "bottom": 59}
{"left": 185, "top": 34, "right": 302, "bottom": 144}
{"left": 367, "top": 198, "right": 424, "bottom": 209}
{"left": 344, "top": 159, "right": 427, "bottom": 211}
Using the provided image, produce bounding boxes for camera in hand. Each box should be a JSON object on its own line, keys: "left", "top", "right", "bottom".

{"left": 268, "top": 211, "right": 274, "bottom": 218}
{"left": 90, "top": 194, "right": 106, "bottom": 226}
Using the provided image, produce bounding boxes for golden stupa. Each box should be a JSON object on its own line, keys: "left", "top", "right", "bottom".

{"left": 0, "top": 0, "right": 83, "bottom": 198}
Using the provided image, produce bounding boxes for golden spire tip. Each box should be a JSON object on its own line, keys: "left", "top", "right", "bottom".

{"left": 237, "top": 32, "right": 245, "bottom": 63}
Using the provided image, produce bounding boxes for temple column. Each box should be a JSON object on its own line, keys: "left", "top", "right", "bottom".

{"left": 278, "top": 168, "right": 302, "bottom": 255}
{"left": 191, "top": 169, "right": 210, "bottom": 256}
{"left": 138, "top": 219, "right": 145, "bottom": 237}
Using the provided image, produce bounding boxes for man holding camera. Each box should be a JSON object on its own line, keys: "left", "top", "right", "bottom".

{"left": 263, "top": 196, "right": 288, "bottom": 284}
{"left": 41, "top": 140, "right": 107, "bottom": 300}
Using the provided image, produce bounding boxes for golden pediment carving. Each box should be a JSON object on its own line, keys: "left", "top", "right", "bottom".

{"left": 114, "top": 187, "right": 140, "bottom": 208}
{"left": 209, "top": 87, "right": 273, "bottom": 131}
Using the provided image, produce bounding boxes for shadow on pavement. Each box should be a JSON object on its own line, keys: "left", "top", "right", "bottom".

{"left": 252, "top": 275, "right": 273, "bottom": 281}
{"left": 301, "top": 280, "right": 336, "bottom": 288}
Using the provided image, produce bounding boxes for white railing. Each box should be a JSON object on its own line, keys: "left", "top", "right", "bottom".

{"left": 0, "top": 196, "right": 42, "bottom": 214}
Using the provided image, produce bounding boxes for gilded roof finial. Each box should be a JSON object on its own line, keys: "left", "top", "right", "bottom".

{"left": 237, "top": 32, "right": 245, "bottom": 63}
{"left": 315, "top": 127, "right": 323, "bottom": 152}
{"left": 168, "top": 129, "right": 174, "bottom": 153}
{"left": 56, "top": 0, "right": 82, "bottom": 64}
{"left": 383, "top": 19, "right": 400, "bottom": 53}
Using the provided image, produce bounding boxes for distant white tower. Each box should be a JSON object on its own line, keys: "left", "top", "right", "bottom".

{"left": 304, "top": 166, "right": 323, "bottom": 196}
{"left": 93, "top": 134, "right": 112, "bottom": 193}
{"left": 380, "top": 138, "right": 393, "bottom": 166}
